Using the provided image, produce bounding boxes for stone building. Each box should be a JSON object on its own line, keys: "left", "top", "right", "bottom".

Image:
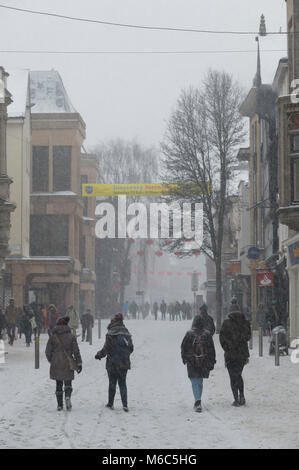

{"left": 277, "top": 0, "right": 299, "bottom": 342}
{"left": 0, "top": 67, "right": 16, "bottom": 306}
{"left": 6, "top": 70, "right": 97, "bottom": 314}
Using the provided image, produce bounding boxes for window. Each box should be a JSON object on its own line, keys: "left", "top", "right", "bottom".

{"left": 80, "top": 235, "right": 86, "bottom": 267}
{"left": 291, "top": 158, "right": 299, "bottom": 203}
{"left": 32, "top": 146, "right": 49, "bottom": 192}
{"left": 30, "top": 215, "right": 69, "bottom": 256}
{"left": 53, "top": 146, "right": 72, "bottom": 192}
{"left": 290, "top": 134, "right": 299, "bottom": 153}
{"left": 81, "top": 175, "right": 88, "bottom": 216}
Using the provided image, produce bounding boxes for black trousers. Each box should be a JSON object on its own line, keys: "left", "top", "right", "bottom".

{"left": 226, "top": 360, "right": 245, "bottom": 401}
{"left": 107, "top": 368, "right": 128, "bottom": 407}
{"left": 56, "top": 380, "right": 72, "bottom": 396}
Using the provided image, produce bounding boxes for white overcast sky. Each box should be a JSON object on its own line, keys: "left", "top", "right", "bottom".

{"left": 0, "top": 0, "right": 287, "bottom": 150}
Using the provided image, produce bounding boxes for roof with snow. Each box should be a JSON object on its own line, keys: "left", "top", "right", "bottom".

{"left": 7, "top": 69, "right": 29, "bottom": 118}
{"left": 29, "top": 70, "right": 76, "bottom": 114}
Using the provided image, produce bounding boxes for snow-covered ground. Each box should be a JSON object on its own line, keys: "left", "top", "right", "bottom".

{"left": 1, "top": 318, "right": 298, "bottom": 449}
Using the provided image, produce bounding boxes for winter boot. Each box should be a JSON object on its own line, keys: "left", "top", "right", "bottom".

{"left": 105, "top": 403, "right": 114, "bottom": 410}
{"left": 194, "top": 400, "right": 202, "bottom": 413}
{"left": 56, "top": 391, "right": 63, "bottom": 411}
{"left": 239, "top": 394, "right": 246, "bottom": 406}
{"left": 65, "top": 386, "right": 73, "bottom": 411}
{"left": 123, "top": 406, "right": 129, "bottom": 412}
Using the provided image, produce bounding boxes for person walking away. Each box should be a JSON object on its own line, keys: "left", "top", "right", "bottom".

{"left": 95, "top": 313, "right": 133, "bottom": 412}
{"left": 45, "top": 316, "right": 82, "bottom": 411}
{"left": 257, "top": 303, "right": 267, "bottom": 336}
{"left": 20, "top": 305, "right": 34, "bottom": 347}
{"left": 5, "top": 298, "right": 19, "bottom": 346}
{"left": 219, "top": 300, "right": 251, "bottom": 407}
{"left": 123, "top": 300, "right": 129, "bottom": 319}
{"left": 160, "top": 300, "right": 167, "bottom": 320}
{"left": 67, "top": 305, "right": 80, "bottom": 335}
{"left": 199, "top": 304, "right": 215, "bottom": 336}
{"left": 174, "top": 301, "right": 181, "bottom": 321}
{"left": 153, "top": 302, "right": 159, "bottom": 320}
{"left": 0, "top": 307, "right": 7, "bottom": 340}
{"left": 81, "top": 309, "right": 94, "bottom": 342}
{"left": 34, "top": 304, "right": 45, "bottom": 338}
{"left": 267, "top": 300, "right": 280, "bottom": 330}
{"left": 181, "top": 315, "right": 216, "bottom": 412}
{"left": 46, "top": 305, "right": 59, "bottom": 336}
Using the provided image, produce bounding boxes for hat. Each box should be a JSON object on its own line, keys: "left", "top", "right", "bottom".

{"left": 200, "top": 303, "right": 208, "bottom": 314}
{"left": 56, "top": 316, "right": 70, "bottom": 326}
{"left": 192, "top": 315, "right": 204, "bottom": 330}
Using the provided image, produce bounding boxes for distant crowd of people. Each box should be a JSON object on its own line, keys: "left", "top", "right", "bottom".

{"left": 0, "top": 299, "right": 95, "bottom": 347}
{"left": 123, "top": 299, "right": 195, "bottom": 321}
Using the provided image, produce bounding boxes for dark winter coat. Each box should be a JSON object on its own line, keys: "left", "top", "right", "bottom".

{"left": 219, "top": 311, "right": 251, "bottom": 365}
{"left": 45, "top": 325, "right": 82, "bottom": 381}
{"left": 200, "top": 312, "right": 216, "bottom": 336}
{"left": 5, "top": 304, "right": 19, "bottom": 325}
{"left": 96, "top": 323, "right": 134, "bottom": 372}
{"left": 81, "top": 312, "right": 94, "bottom": 328}
{"left": 181, "top": 317, "right": 216, "bottom": 379}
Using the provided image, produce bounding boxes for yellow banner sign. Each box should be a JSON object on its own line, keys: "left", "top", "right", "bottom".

{"left": 82, "top": 183, "right": 210, "bottom": 197}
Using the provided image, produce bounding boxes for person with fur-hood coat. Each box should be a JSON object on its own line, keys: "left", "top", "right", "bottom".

{"left": 219, "top": 299, "right": 251, "bottom": 407}
{"left": 45, "top": 316, "right": 82, "bottom": 411}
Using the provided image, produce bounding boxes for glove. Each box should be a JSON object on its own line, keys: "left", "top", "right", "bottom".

{"left": 95, "top": 353, "right": 101, "bottom": 360}
{"left": 77, "top": 365, "right": 82, "bottom": 374}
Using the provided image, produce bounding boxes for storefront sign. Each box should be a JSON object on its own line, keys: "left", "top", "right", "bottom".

{"left": 257, "top": 272, "right": 274, "bottom": 288}
{"left": 288, "top": 241, "right": 299, "bottom": 266}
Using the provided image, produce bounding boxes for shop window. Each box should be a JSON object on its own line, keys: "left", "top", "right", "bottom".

{"left": 30, "top": 215, "right": 69, "bottom": 256}
{"left": 32, "top": 146, "right": 49, "bottom": 192}
{"left": 291, "top": 158, "right": 299, "bottom": 203}
{"left": 53, "top": 146, "right": 72, "bottom": 192}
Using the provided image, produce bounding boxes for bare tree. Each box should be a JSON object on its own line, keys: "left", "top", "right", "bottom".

{"left": 93, "top": 139, "right": 158, "bottom": 313}
{"left": 162, "top": 70, "right": 246, "bottom": 332}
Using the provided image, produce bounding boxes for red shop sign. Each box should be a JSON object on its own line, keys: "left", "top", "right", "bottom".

{"left": 257, "top": 272, "right": 274, "bottom": 288}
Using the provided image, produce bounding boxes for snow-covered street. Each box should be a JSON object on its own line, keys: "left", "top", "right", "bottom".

{"left": 1, "top": 318, "right": 298, "bottom": 449}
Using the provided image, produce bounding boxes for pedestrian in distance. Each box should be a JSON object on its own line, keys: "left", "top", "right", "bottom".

{"left": 5, "top": 298, "right": 19, "bottom": 346}
{"left": 46, "top": 304, "right": 59, "bottom": 336}
{"left": 81, "top": 308, "right": 94, "bottom": 342}
{"left": 152, "top": 302, "right": 159, "bottom": 320}
{"left": 257, "top": 303, "right": 267, "bottom": 336}
{"left": 45, "top": 316, "right": 82, "bottom": 411}
{"left": 181, "top": 315, "right": 216, "bottom": 412}
{"left": 20, "top": 305, "right": 34, "bottom": 347}
{"left": 67, "top": 305, "right": 80, "bottom": 335}
{"left": 95, "top": 313, "right": 134, "bottom": 412}
{"left": 0, "top": 307, "right": 7, "bottom": 340}
{"left": 160, "top": 300, "right": 167, "bottom": 320}
{"left": 198, "top": 304, "right": 215, "bottom": 336}
{"left": 219, "top": 299, "right": 251, "bottom": 407}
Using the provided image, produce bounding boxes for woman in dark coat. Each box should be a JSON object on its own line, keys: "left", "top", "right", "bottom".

{"left": 219, "top": 301, "right": 251, "bottom": 407}
{"left": 45, "top": 316, "right": 82, "bottom": 411}
{"left": 95, "top": 313, "right": 134, "bottom": 412}
{"left": 181, "top": 315, "right": 216, "bottom": 412}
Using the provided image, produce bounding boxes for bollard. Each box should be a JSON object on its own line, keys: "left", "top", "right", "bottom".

{"left": 259, "top": 327, "right": 263, "bottom": 357}
{"left": 98, "top": 318, "right": 101, "bottom": 339}
{"left": 249, "top": 326, "right": 253, "bottom": 350}
{"left": 275, "top": 332, "right": 280, "bottom": 366}
{"left": 89, "top": 325, "right": 92, "bottom": 346}
{"left": 35, "top": 336, "right": 40, "bottom": 369}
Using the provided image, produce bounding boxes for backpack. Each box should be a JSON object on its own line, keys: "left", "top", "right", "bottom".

{"left": 191, "top": 332, "right": 210, "bottom": 371}
{"left": 112, "top": 334, "right": 131, "bottom": 360}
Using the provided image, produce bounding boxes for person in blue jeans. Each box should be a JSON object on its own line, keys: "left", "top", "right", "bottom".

{"left": 181, "top": 315, "right": 216, "bottom": 412}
